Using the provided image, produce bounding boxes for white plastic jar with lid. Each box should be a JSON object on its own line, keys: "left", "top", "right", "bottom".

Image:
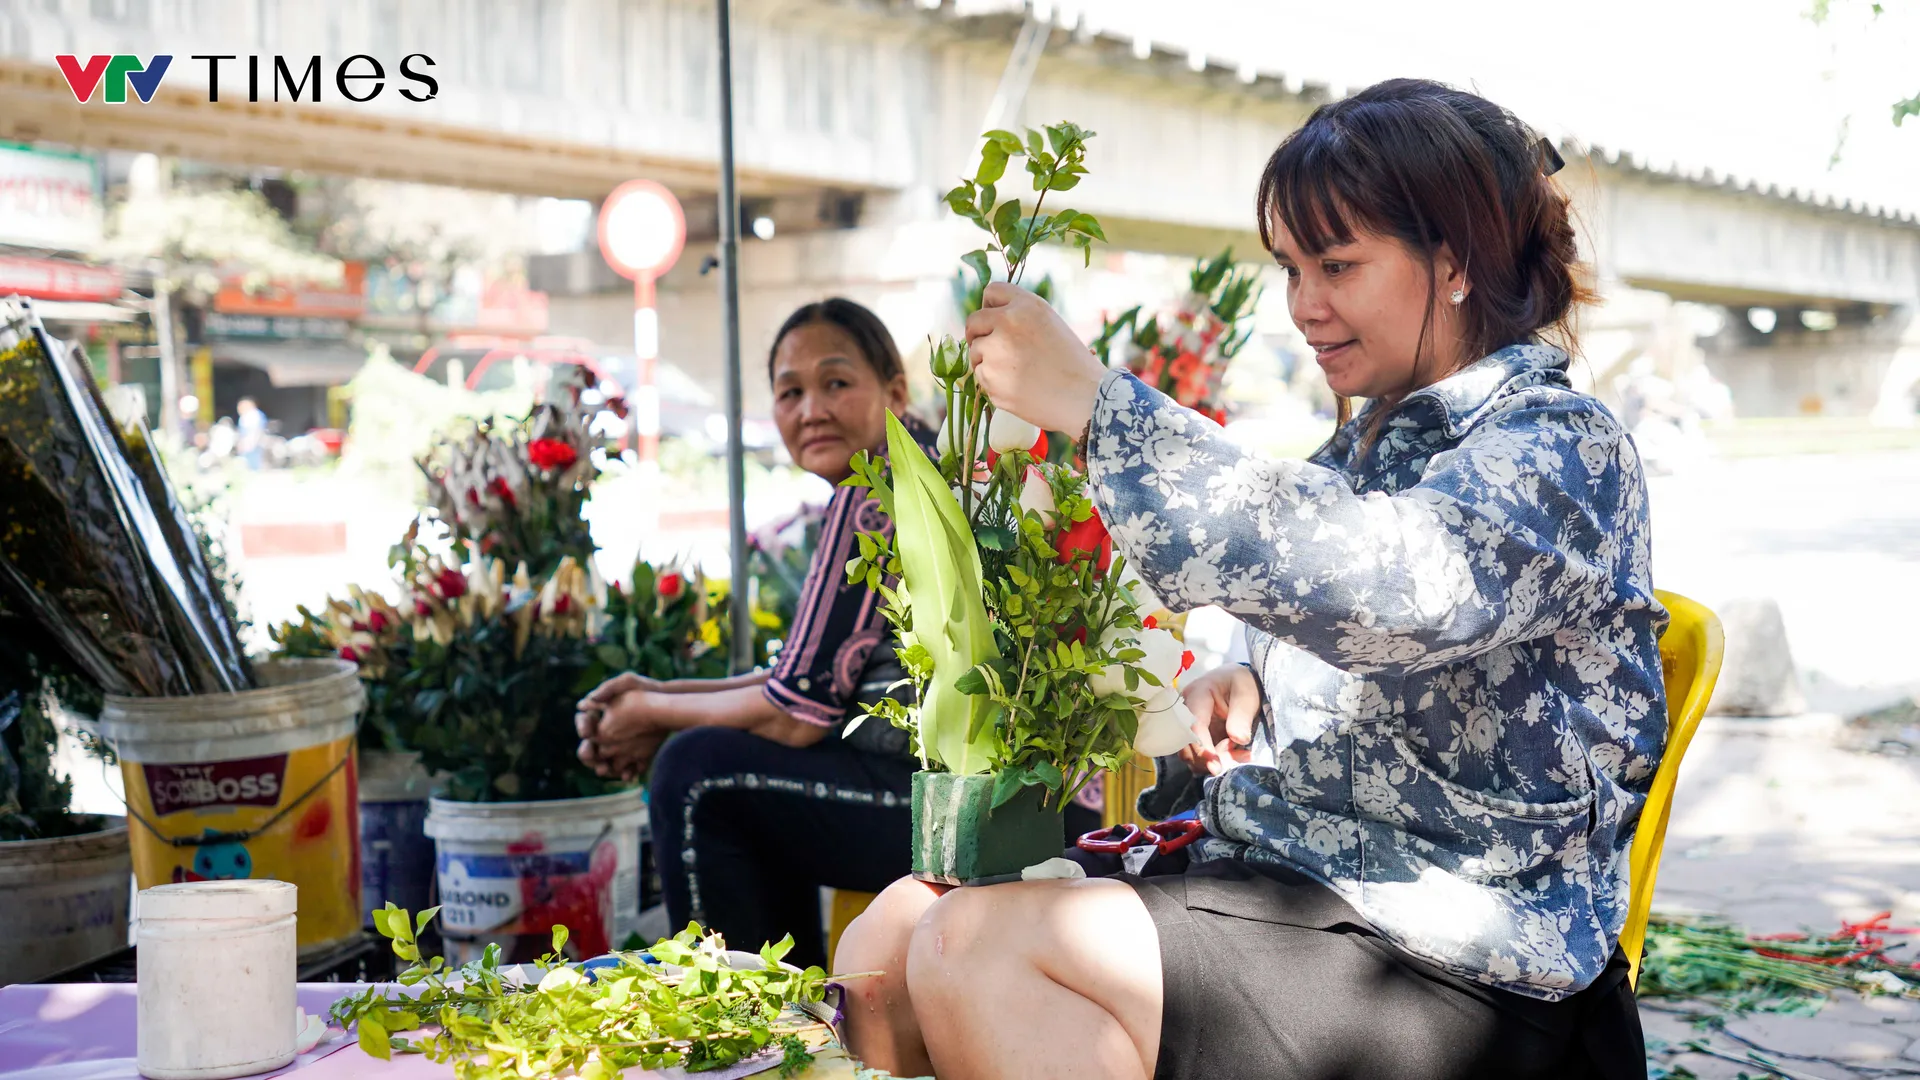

{"left": 136, "top": 880, "right": 298, "bottom": 1079}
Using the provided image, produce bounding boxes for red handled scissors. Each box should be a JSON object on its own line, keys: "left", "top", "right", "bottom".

{"left": 1076, "top": 818, "right": 1204, "bottom": 856}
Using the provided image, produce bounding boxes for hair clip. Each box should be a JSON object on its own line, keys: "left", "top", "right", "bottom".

{"left": 1538, "top": 137, "right": 1566, "bottom": 177}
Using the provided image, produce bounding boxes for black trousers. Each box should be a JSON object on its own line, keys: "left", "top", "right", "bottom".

{"left": 648, "top": 725, "right": 1101, "bottom": 970}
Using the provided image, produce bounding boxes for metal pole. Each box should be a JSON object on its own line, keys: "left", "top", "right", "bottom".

{"left": 716, "top": 0, "right": 752, "bottom": 675}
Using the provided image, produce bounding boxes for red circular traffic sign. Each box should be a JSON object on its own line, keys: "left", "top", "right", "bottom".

{"left": 597, "top": 179, "right": 686, "bottom": 280}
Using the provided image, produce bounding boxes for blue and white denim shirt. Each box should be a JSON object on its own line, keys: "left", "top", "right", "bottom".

{"left": 1086, "top": 343, "right": 1667, "bottom": 1001}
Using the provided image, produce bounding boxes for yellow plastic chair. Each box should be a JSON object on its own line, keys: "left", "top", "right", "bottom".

{"left": 826, "top": 888, "right": 878, "bottom": 966}
{"left": 1620, "top": 589, "right": 1724, "bottom": 986}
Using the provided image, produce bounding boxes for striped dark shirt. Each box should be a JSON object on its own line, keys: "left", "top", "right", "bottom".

{"left": 762, "top": 480, "right": 894, "bottom": 728}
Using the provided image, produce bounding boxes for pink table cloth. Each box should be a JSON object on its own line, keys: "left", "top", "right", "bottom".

{"left": 0, "top": 984, "right": 373, "bottom": 1079}
{"left": 0, "top": 984, "right": 801, "bottom": 1079}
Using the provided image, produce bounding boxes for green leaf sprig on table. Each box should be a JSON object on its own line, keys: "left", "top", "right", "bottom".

{"left": 331, "top": 904, "right": 829, "bottom": 1080}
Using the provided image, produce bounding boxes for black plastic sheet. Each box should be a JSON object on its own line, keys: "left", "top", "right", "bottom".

{"left": 0, "top": 298, "right": 247, "bottom": 696}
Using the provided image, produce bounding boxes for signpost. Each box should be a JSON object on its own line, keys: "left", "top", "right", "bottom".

{"left": 596, "top": 180, "right": 686, "bottom": 464}
{"left": 714, "top": 0, "right": 752, "bottom": 675}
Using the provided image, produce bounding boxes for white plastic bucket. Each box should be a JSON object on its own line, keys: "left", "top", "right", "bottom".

{"left": 99, "top": 658, "right": 364, "bottom": 956}
{"left": 0, "top": 815, "right": 132, "bottom": 985}
{"left": 425, "top": 787, "right": 646, "bottom": 963}
{"left": 136, "top": 879, "right": 298, "bottom": 1080}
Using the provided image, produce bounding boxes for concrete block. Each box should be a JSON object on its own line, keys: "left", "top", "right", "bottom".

{"left": 1708, "top": 596, "right": 1808, "bottom": 716}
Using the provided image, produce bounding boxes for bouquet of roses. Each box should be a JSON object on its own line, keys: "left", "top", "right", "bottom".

{"left": 417, "top": 395, "right": 598, "bottom": 581}
{"left": 842, "top": 123, "right": 1202, "bottom": 813}
{"left": 1092, "top": 250, "right": 1261, "bottom": 425}
{"left": 271, "top": 536, "right": 605, "bottom": 794}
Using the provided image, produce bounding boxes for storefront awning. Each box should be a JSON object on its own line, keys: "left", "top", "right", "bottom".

{"left": 29, "top": 299, "right": 142, "bottom": 323}
{"left": 212, "top": 340, "right": 367, "bottom": 388}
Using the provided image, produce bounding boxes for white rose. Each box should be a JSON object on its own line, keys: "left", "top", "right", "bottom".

{"left": 1134, "top": 688, "right": 1202, "bottom": 757}
{"left": 1018, "top": 467, "right": 1056, "bottom": 526}
{"left": 1088, "top": 625, "right": 1187, "bottom": 702}
{"left": 986, "top": 409, "right": 1040, "bottom": 454}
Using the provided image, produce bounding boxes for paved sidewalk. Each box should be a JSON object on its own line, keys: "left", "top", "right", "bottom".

{"left": 1636, "top": 450, "right": 1920, "bottom": 1078}
{"left": 1643, "top": 715, "right": 1920, "bottom": 1078}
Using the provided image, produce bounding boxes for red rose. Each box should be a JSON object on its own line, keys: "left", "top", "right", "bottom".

{"left": 339, "top": 645, "right": 362, "bottom": 663}
{"left": 552, "top": 594, "right": 572, "bottom": 615}
{"left": 415, "top": 599, "right": 433, "bottom": 617}
{"left": 435, "top": 568, "right": 468, "bottom": 599}
{"left": 367, "top": 610, "right": 390, "bottom": 634}
{"left": 528, "top": 437, "right": 579, "bottom": 471}
{"left": 1055, "top": 509, "right": 1113, "bottom": 572}
{"left": 489, "top": 475, "right": 518, "bottom": 510}
{"left": 659, "top": 572, "right": 684, "bottom": 600}
{"left": 1029, "top": 431, "right": 1049, "bottom": 459}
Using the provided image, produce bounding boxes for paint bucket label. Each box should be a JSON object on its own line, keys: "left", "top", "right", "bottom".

{"left": 436, "top": 839, "right": 619, "bottom": 961}
{"left": 142, "top": 755, "right": 286, "bottom": 816}
{"left": 120, "top": 738, "right": 361, "bottom": 955}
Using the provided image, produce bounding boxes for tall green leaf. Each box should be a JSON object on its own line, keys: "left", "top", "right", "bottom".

{"left": 884, "top": 411, "right": 999, "bottom": 774}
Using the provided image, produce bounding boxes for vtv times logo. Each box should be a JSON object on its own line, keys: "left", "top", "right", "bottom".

{"left": 54, "top": 54, "right": 171, "bottom": 102}
{"left": 54, "top": 53, "right": 438, "bottom": 104}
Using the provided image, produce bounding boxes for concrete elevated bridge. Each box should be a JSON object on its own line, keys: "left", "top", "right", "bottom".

{"left": 3, "top": 0, "right": 1916, "bottom": 418}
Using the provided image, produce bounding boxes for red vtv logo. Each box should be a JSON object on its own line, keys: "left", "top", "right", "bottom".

{"left": 56, "top": 54, "right": 173, "bottom": 103}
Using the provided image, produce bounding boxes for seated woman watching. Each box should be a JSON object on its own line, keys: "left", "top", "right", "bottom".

{"left": 573, "top": 298, "right": 915, "bottom": 970}
{"left": 836, "top": 79, "right": 1663, "bottom": 1080}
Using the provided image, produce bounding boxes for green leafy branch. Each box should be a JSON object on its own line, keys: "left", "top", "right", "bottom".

{"left": 938, "top": 124, "right": 1106, "bottom": 526}
{"left": 945, "top": 122, "right": 1106, "bottom": 290}
{"left": 331, "top": 905, "right": 829, "bottom": 1080}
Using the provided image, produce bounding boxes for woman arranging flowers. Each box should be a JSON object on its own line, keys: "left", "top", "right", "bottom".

{"left": 838, "top": 80, "right": 1661, "bottom": 1079}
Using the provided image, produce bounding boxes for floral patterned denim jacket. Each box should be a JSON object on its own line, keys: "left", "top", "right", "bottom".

{"left": 1087, "top": 343, "right": 1667, "bottom": 1001}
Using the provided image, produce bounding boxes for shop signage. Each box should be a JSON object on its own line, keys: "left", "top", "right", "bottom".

{"left": 0, "top": 144, "right": 101, "bottom": 251}
{"left": 204, "top": 312, "right": 351, "bottom": 340}
{"left": 0, "top": 255, "right": 121, "bottom": 301}
{"left": 213, "top": 262, "right": 366, "bottom": 319}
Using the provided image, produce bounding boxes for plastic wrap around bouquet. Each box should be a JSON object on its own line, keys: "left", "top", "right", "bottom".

{"left": 0, "top": 297, "right": 251, "bottom": 697}
{"left": 840, "top": 122, "right": 1204, "bottom": 885}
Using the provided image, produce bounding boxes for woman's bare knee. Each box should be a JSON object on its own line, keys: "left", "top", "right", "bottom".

{"left": 834, "top": 875, "right": 946, "bottom": 973}
{"left": 905, "top": 881, "right": 1163, "bottom": 1080}
{"left": 835, "top": 876, "right": 948, "bottom": 1077}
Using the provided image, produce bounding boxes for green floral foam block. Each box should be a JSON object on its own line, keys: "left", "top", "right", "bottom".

{"left": 910, "top": 771, "right": 1064, "bottom": 886}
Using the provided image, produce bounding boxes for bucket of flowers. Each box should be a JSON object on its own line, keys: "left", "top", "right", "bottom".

{"left": 841, "top": 123, "right": 1203, "bottom": 886}
{"left": 273, "top": 391, "right": 782, "bottom": 956}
